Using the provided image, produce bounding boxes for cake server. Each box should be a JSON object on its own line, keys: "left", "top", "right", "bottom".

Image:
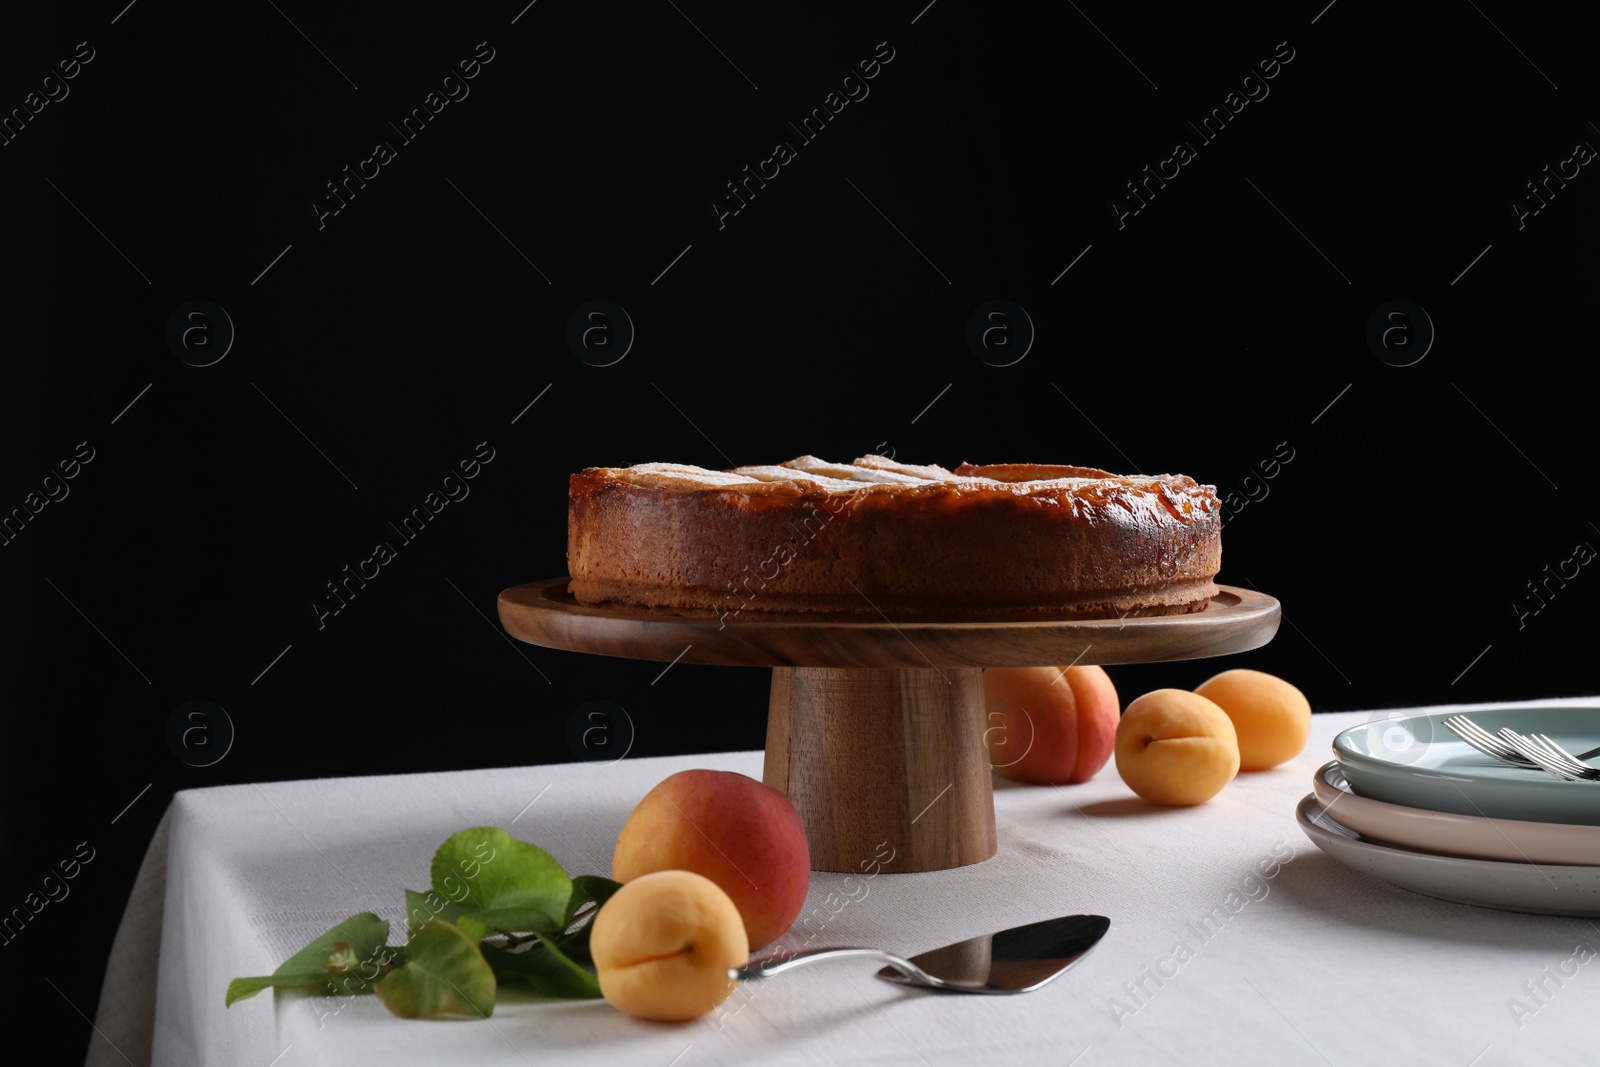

{"left": 731, "top": 913, "right": 1110, "bottom": 995}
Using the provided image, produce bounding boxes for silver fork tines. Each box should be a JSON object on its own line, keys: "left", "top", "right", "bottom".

{"left": 1529, "top": 733, "right": 1600, "bottom": 780}
{"left": 1442, "top": 715, "right": 1538, "bottom": 768}
{"left": 1497, "top": 728, "right": 1600, "bottom": 782}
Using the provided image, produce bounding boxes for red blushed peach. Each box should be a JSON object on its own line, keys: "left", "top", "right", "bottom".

{"left": 611, "top": 769, "right": 810, "bottom": 950}
{"left": 983, "top": 665, "right": 1120, "bottom": 785}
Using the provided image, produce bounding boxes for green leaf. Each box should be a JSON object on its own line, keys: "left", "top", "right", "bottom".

{"left": 482, "top": 933, "right": 601, "bottom": 999}
{"left": 225, "top": 913, "right": 391, "bottom": 1006}
{"left": 432, "top": 827, "right": 570, "bottom": 935}
{"left": 373, "top": 920, "right": 496, "bottom": 1019}
{"left": 404, "top": 888, "right": 470, "bottom": 935}
{"left": 225, "top": 974, "right": 325, "bottom": 1007}
{"left": 456, "top": 915, "right": 492, "bottom": 943}
{"left": 273, "top": 913, "right": 390, "bottom": 976}
{"left": 406, "top": 887, "right": 493, "bottom": 941}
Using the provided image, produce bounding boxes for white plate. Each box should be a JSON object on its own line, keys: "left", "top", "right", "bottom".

{"left": 1312, "top": 761, "right": 1600, "bottom": 866}
{"left": 1296, "top": 794, "right": 1600, "bottom": 917}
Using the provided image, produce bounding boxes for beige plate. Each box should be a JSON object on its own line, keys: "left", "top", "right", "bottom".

{"left": 1313, "top": 761, "right": 1600, "bottom": 866}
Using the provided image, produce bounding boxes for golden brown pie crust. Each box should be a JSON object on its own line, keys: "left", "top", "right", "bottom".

{"left": 567, "top": 456, "right": 1221, "bottom": 621}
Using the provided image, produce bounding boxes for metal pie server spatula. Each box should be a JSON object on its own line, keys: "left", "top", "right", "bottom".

{"left": 731, "top": 914, "right": 1110, "bottom": 995}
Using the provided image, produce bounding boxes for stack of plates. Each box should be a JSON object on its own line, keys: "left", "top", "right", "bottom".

{"left": 1298, "top": 707, "right": 1600, "bottom": 916}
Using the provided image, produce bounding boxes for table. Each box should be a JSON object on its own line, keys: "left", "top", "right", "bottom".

{"left": 90, "top": 700, "right": 1596, "bottom": 1066}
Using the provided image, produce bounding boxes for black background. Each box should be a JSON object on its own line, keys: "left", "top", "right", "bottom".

{"left": 4, "top": 1, "right": 1596, "bottom": 1058}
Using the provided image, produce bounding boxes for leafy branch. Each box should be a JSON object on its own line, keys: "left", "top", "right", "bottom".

{"left": 226, "top": 827, "right": 621, "bottom": 1019}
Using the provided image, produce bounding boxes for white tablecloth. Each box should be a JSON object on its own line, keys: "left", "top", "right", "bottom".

{"left": 90, "top": 700, "right": 1597, "bottom": 1066}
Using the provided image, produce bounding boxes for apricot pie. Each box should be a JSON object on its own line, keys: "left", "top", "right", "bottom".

{"left": 567, "top": 455, "right": 1221, "bottom": 620}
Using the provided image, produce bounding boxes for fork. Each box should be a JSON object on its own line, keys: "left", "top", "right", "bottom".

{"left": 1442, "top": 715, "right": 1540, "bottom": 768}
{"left": 1441, "top": 715, "right": 1600, "bottom": 770}
{"left": 1497, "top": 729, "right": 1600, "bottom": 782}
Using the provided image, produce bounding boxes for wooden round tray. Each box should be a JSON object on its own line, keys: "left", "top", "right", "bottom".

{"left": 499, "top": 579, "right": 1280, "bottom": 873}
{"left": 499, "top": 579, "right": 1279, "bottom": 668}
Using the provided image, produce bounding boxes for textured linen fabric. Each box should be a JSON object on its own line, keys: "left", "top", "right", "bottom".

{"left": 90, "top": 699, "right": 1597, "bottom": 1066}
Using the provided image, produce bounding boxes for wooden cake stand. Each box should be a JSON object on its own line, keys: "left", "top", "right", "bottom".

{"left": 498, "top": 579, "right": 1279, "bottom": 874}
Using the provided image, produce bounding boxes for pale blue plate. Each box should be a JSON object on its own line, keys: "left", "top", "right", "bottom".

{"left": 1332, "top": 708, "right": 1600, "bottom": 826}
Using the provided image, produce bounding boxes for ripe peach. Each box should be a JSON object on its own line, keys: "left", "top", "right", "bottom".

{"left": 1195, "top": 669, "right": 1311, "bottom": 771}
{"left": 983, "top": 665, "right": 1120, "bottom": 784}
{"left": 1114, "top": 689, "right": 1239, "bottom": 805}
{"left": 611, "top": 769, "right": 809, "bottom": 950}
{"left": 590, "top": 870, "right": 749, "bottom": 1021}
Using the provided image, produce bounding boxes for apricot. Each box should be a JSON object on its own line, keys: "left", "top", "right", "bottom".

{"left": 1114, "top": 689, "right": 1240, "bottom": 805}
{"left": 1195, "top": 669, "right": 1311, "bottom": 771}
{"left": 590, "top": 870, "right": 749, "bottom": 1021}
{"left": 983, "top": 665, "right": 1120, "bottom": 784}
{"left": 612, "top": 769, "right": 810, "bottom": 950}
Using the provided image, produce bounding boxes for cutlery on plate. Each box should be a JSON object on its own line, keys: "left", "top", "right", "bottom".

{"left": 1442, "top": 715, "right": 1540, "bottom": 768}
{"left": 1441, "top": 715, "right": 1600, "bottom": 771}
{"left": 731, "top": 913, "right": 1110, "bottom": 995}
{"left": 1498, "top": 729, "right": 1600, "bottom": 782}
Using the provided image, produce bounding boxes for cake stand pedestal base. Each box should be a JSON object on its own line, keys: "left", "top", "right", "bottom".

{"left": 765, "top": 667, "right": 994, "bottom": 873}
